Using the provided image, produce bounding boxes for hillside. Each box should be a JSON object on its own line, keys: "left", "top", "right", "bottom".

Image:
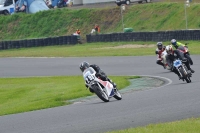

{"left": 0, "top": 2, "right": 200, "bottom": 41}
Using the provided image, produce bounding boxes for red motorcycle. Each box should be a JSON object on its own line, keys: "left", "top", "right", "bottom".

{"left": 177, "top": 45, "right": 193, "bottom": 65}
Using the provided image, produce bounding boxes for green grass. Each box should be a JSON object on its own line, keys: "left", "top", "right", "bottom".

{"left": 106, "top": 117, "right": 200, "bottom": 133}
{"left": 0, "top": 75, "right": 138, "bottom": 116}
{"left": 0, "top": 41, "right": 199, "bottom": 57}
{"left": 0, "top": 2, "right": 200, "bottom": 41}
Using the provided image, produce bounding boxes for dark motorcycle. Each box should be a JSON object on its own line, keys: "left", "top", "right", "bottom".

{"left": 177, "top": 44, "right": 193, "bottom": 65}
{"left": 173, "top": 59, "right": 192, "bottom": 83}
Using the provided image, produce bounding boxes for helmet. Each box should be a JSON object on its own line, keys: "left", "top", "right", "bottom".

{"left": 157, "top": 42, "right": 163, "bottom": 50}
{"left": 166, "top": 45, "right": 173, "bottom": 55}
{"left": 79, "top": 61, "right": 90, "bottom": 72}
{"left": 171, "top": 39, "right": 177, "bottom": 47}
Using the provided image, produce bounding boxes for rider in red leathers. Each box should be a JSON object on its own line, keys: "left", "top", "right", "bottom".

{"left": 155, "top": 42, "right": 166, "bottom": 69}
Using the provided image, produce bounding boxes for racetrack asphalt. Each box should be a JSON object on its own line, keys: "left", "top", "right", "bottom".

{"left": 0, "top": 55, "right": 200, "bottom": 133}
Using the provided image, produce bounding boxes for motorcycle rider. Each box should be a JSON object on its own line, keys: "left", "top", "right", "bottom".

{"left": 155, "top": 42, "right": 166, "bottom": 69}
{"left": 171, "top": 39, "right": 186, "bottom": 49}
{"left": 171, "top": 39, "right": 194, "bottom": 66}
{"left": 79, "top": 61, "right": 117, "bottom": 93}
{"left": 165, "top": 45, "right": 195, "bottom": 79}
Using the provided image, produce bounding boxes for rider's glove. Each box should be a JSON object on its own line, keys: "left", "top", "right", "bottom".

{"left": 155, "top": 51, "right": 159, "bottom": 54}
{"left": 95, "top": 73, "right": 101, "bottom": 78}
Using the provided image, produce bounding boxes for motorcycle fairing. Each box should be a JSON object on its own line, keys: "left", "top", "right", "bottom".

{"left": 99, "top": 80, "right": 114, "bottom": 97}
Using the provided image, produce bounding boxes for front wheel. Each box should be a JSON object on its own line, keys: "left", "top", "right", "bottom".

{"left": 185, "top": 54, "right": 193, "bottom": 65}
{"left": 93, "top": 86, "right": 109, "bottom": 102}
{"left": 185, "top": 76, "right": 191, "bottom": 83}
{"left": 113, "top": 89, "right": 122, "bottom": 100}
{"left": 179, "top": 67, "right": 191, "bottom": 83}
{"left": 3, "top": 10, "right": 9, "bottom": 15}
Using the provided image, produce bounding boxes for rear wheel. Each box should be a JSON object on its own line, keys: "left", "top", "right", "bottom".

{"left": 113, "top": 89, "right": 122, "bottom": 100}
{"left": 93, "top": 86, "right": 109, "bottom": 102}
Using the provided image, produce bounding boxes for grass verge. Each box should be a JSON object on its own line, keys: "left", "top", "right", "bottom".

{"left": 0, "top": 41, "right": 199, "bottom": 57}
{"left": 105, "top": 117, "right": 200, "bottom": 133}
{"left": 0, "top": 75, "right": 139, "bottom": 116}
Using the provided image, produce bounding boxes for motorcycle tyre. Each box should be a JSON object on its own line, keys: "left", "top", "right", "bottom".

{"left": 93, "top": 86, "right": 109, "bottom": 102}
{"left": 113, "top": 89, "right": 122, "bottom": 100}
{"left": 185, "top": 54, "right": 193, "bottom": 65}
{"left": 185, "top": 77, "right": 191, "bottom": 83}
{"left": 179, "top": 67, "right": 191, "bottom": 83}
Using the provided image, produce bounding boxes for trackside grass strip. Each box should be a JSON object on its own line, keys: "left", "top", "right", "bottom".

{"left": 0, "top": 75, "right": 139, "bottom": 116}
{"left": 0, "top": 41, "right": 199, "bottom": 57}
{"left": 105, "top": 117, "right": 200, "bottom": 133}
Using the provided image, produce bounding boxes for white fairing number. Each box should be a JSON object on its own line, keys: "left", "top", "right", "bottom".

{"left": 85, "top": 75, "right": 95, "bottom": 83}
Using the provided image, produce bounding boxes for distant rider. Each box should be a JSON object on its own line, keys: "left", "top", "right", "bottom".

{"left": 79, "top": 61, "right": 117, "bottom": 93}
{"left": 165, "top": 45, "right": 195, "bottom": 79}
{"left": 155, "top": 42, "right": 166, "bottom": 69}
{"left": 171, "top": 39, "right": 185, "bottom": 49}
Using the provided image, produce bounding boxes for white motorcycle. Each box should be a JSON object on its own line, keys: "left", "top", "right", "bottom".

{"left": 83, "top": 67, "right": 122, "bottom": 102}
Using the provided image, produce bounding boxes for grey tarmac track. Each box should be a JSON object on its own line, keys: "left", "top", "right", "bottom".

{"left": 0, "top": 55, "right": 200, "bottom": 133}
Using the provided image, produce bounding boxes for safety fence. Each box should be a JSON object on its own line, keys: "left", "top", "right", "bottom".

{"left": 0, "top": 35, "right": 78, "bottom": 50}
{"left": 86, "top": 30, "right": 200, "bottom": 43}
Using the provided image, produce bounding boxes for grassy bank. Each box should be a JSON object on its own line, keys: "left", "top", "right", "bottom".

{"left": 0, "top": 75, "right": 138, "bottom": 116}
{"left": 0, "top": 41, "right": 199, "bottom": 57}
{"left": 0, "top": 2, "right": 200, "bottom": 41}
{"left": 106, "top": 117, "right": 200, "bottom": 133}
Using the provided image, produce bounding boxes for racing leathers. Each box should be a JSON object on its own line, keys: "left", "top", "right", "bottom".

{"left": 173, "top": 42, "right": 185, "bottom": 49}
{"left": 155, "top": 46, "right": 166, "bottom": 68}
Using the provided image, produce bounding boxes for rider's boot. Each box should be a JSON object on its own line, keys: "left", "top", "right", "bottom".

{"left": 190, "top": 68, "right": 195, "bottom": 73}
{"left": 163, "top": 64, "right": 166, "bottom": 69}
{"left": 157, "top": 60, "right": 165, "bottom": 69}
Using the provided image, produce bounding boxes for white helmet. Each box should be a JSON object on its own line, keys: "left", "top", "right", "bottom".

{"left": 165, "top": 45, "right": 173, "bottom": 55}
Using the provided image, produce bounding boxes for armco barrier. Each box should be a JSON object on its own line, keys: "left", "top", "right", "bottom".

{"left": 86, "top": 30, "right": 200, "bottom": 43}
{"left": 0, "top": 35, "right": 78, "bottom": 50}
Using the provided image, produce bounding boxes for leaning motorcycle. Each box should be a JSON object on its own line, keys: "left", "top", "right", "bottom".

{"left": 177, "top": 45, "right": 193, "bottom": 65}
{"left": 82, "top": 67, "right": 122, "bottom": 102}
{"left": 173, "top": 59, "right": 192, "bottom": 83}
